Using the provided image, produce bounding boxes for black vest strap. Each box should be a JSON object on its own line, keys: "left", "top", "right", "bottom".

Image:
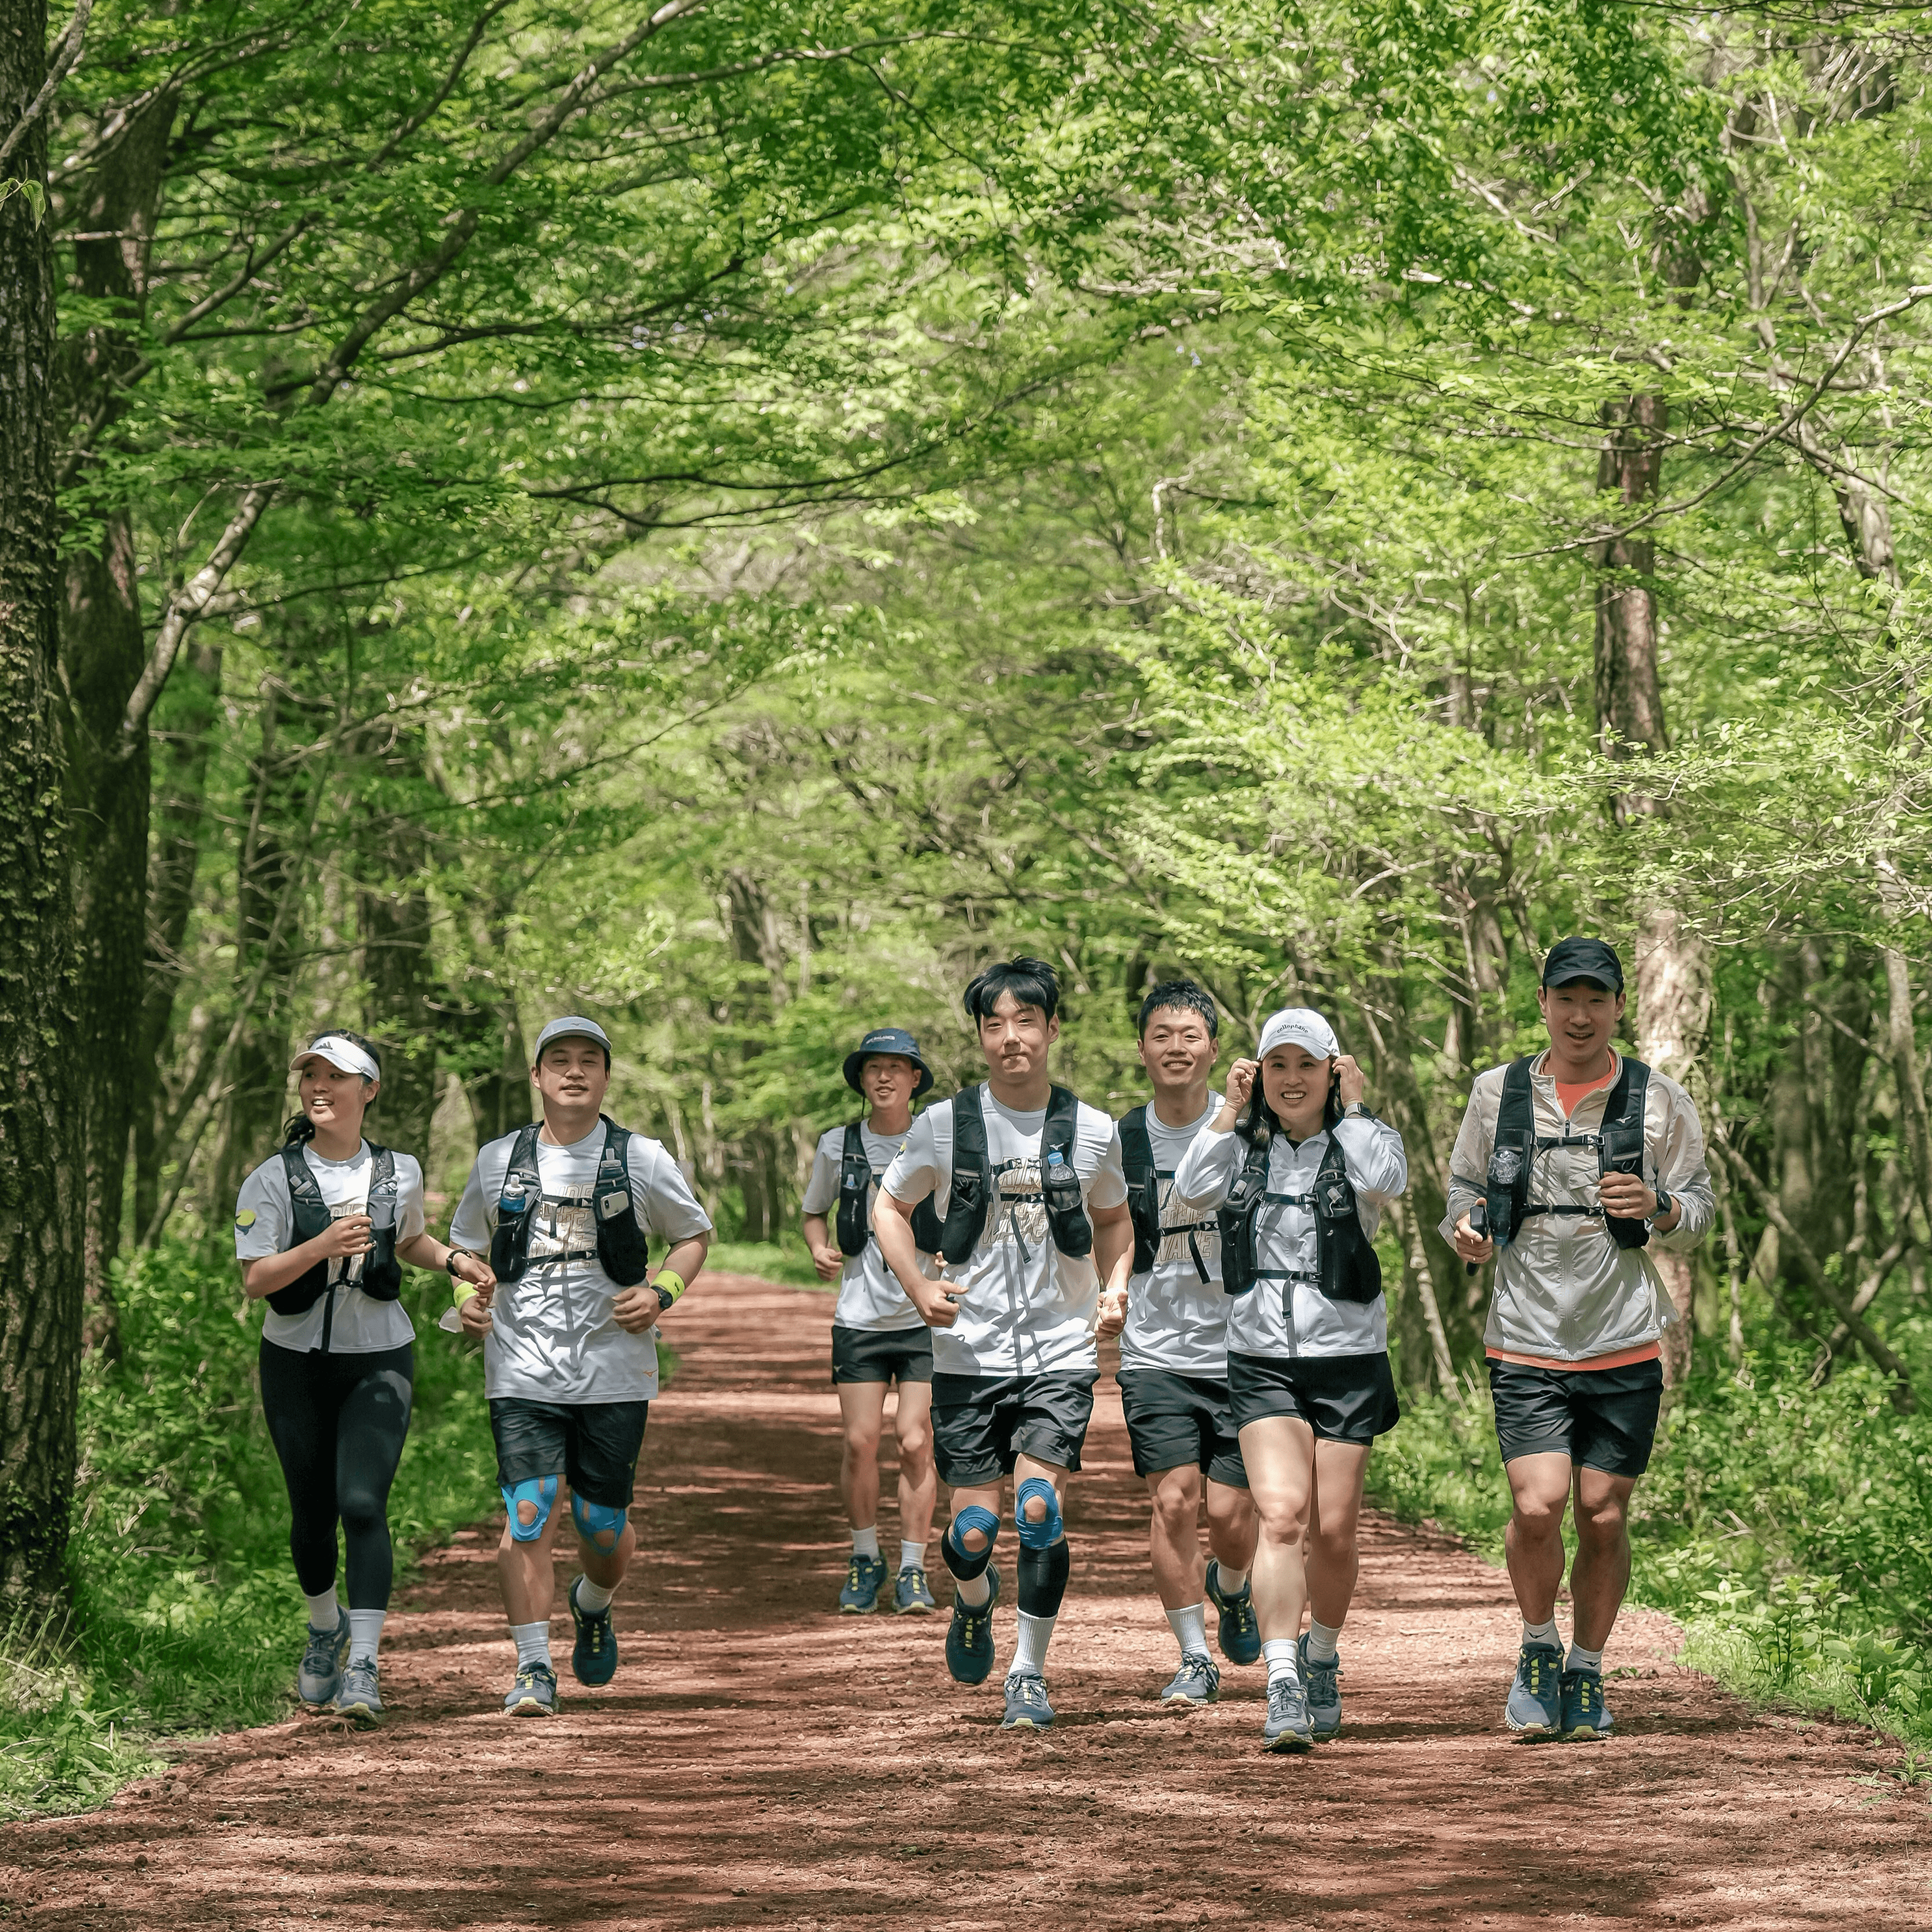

{"left": 1121, "top": 1106, "right": 1160, "bottom": 1275}
{"left": 1490, "top": 1056, "right": 1652, "bottom": 1251}
{"left": 835, "top": 1121, "right": 874, "bottom": 1257}
{"left": 489, "top": 1118, "right": 652, "bottom": 1286}
{"left": 937, "top": 1085, "right": 1094, "bottom": 1266}
{"left": 1220, "top": 1129, "right": 1381, "bottom": 1304}
{"left": 265, "top": 1141, "right": 402, "bottom": 1333}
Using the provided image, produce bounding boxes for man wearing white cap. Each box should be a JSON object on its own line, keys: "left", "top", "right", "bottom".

{"left": 1174, "top": 1007, "right": 1408, "bottom": 1752}
{"left": 448, "top": 1016, "right": 712, "bottom": 1715}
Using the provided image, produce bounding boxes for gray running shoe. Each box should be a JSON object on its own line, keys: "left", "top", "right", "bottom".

{"left": 1504, "top": 1642, "right": 1564, "bottom": 1737}
{"left": 894, "top": 1566, "right": 937, "bottom": 1614}
{"left": 1560, "top": 1666, "right": 1613, "bottom": 1741}
{"left": 1000, "top": 1669, "right": 1056, "bottom": 1730}
{"left": 504, "top": 1661, "right": 558, "bottom": 1716}
{"left": 1261, "top": 1676, "right": 1314, "bottom": 1753}
{"left": 297, "top": 1610, "right": 351, "bottom": 1707}
{"left": 1160, "top": 1652, "right": 1221, "bottom": 1705}
{"left": 1298, "top": 1633, "right": 1342, "bottom": 1740}
{"left": 333, "top": 1658, "right": 382, "bottom": 1724}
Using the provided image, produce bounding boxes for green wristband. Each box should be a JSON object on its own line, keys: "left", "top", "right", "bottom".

{"left": 654, "top": 1268, "right": 687, "bottom": 1303}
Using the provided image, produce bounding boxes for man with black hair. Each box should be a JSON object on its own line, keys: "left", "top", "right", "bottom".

{"left": 1114, "top": 980, "right": 1261, "bottom": 1707}
{"left": 802, "top": 1027, "right": 940, "bottom": 1617}
{"left": 875, "top": 958, "right": 1133, "bottom": 1730}
{"left": 449, "top": 1016, "right": 712, "bottom": 1716}
{"left": 1445, "top": 938, "right": 1713, "bottom": 1742}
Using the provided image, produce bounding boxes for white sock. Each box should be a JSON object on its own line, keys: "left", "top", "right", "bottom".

{"left": 575, "top": 1575, "right": 616, "bottom": 1614}
{"left": 852, "top": 1526, "right": 881, "bottom": 1561}
{"left": 1523, "top": 1617, "right": 1561, "bottom": 1650}
{"left": 953, "top": 1569, "right": 991, "bottom": 1607}
{"left": 900, "top": 1540, "right": 926, "bottom": 1573}
{"left": 512, "top": 1620, "right": 552, "bottom": 1670}
{"left": 1012, "top": 1610, "right": 1056, "bottom": 1677}
{"left": 1262, "top": 1637, "right": 1301, "bottom": 1688}
{"left": 1166, "top": 1602, "right": 1209, "bottom": 1658}
{"left": 1213, "top": 1564, "right": 1249, "bottom": 1596}
{"left": 1567, "top": 1641, "right": 1604, "bottom": 1673}
{"left": 1304, "top": 1617, "right": 1341, "bottom": 1665}
{"left": 304, "top": 1588, "right": 340, "bottom": 1632}
{"left": 346, "top": 1609, "right": 385, "bottom": 1665}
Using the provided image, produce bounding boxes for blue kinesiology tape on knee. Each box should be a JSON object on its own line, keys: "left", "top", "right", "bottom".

{"left": 1015, "top": 1476, "right": 1063, "bottom": 1551}
{"left": 570, "top": 1493, "right": 629, "bottom": 1552}
{"left": 1017, "top": 1535, "right": 1072, "bottom": 1618}
{"left": 501, "top": 1474, "right": 558, "bottom": 1544}
{"left": 941, "top": 1504, "right": 1000, "bottom": 1580}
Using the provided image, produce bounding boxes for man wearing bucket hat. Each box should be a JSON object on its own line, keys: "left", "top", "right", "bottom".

{"left": 1444, "top": 937, "right": 1713, "bottom": 1743}
{"left": 447, "top": 1016, "right": 712, "bottom": 1716}
{"left": 802, "top": 1027, "right": 942, "bottom": 1616}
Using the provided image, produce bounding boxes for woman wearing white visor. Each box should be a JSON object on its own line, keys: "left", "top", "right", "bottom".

{"left": 1173, "top": 1007, "right": 1407, "bottom": 1752}
{"left": 233, "top": 1030, "right": 494, "bottom": 1722}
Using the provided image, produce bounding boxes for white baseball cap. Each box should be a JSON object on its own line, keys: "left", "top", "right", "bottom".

{"left": 533, "top": 1014, "right": 613, "bottom": 1061}
{"left": 289, "top": 1033, "right": 381, "bottom": 1082}
{"left": 1256, "top": 1007, "right": 1340, "bottom": 1061}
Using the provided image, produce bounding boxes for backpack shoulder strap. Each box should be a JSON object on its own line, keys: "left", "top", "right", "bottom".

{"left": 1604, "top": 1054, "right": 1651, "bottom": 1130}
{"left": 1043, "top": 1085, "right": 1081, "bottom": 1155}
{"left": 281, "top": 1140, "right": 324, "bottom": 1204}
{"left": 598, "top": 1115, "right": 631, "bottom": 1171}
{"left": 951, "top": 1083, "right": 988, "bottom": 1176}
{"left": 1497, "top": 1057, "right": 1537, "bottom": 1138}
{"left": 843, "top": 1119, "right": 867, "bottom": 1166}
{"left": 504, "top": 1121, "right": 544, "bottom": 1191}
{"left": 1119, "top": 1105, "right": 1152, "bottom": 1183}
{"left": 366, "top": 1143, "right": 395, "bottom": 1185}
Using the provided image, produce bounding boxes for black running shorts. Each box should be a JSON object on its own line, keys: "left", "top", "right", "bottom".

{"left": 929, "top": 1371, "right": 1096, "bottom": 1487}
{"left": 488, "top": 1396, "right": 650, "bottom": 1509}
{"left": 1226, "top": 1351, "right": 1402, "bottom": 1445}
{"left": 1116, "top": 1368, "right": 1248, "bottom": 1487}
{"left": 831, "top": 1323, "right": 935, "bottom": 1386}
{"left": 1488, "top": 1357, "right": 1663, "bottom": 1479}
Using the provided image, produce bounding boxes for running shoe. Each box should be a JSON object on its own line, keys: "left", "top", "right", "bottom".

{"left": 297, "top": 1610, "right": 351, "bottom": 1707}
{"left": 1560, "top": 1667, "right": 1613, "bottom": 1741}
{"left": 894, "top": 1566, "right": 937, "bottom": 1615}
{"left": 333, "top": 1659, "right": 382, "bottom": 1724}
{"left": 1205, "top": 1559, "right": 1262, "bottom": 1667}
{"left": 1298, "top": 1634, "right": 1342, "bottom": 1741}
{"left": 569, "top": 1576, "right": 618, "bottom": 1687}
{"left": 838, "top": 1552, "right": 889, "bottom": 1614}
{"left": 1160, "top": 1652, "right": 1221, "bottom": 1705}
{"left": 1000, "top": 1669, "right": 1055, "bottom": 1730}
{"left": 504, "top": 1661, "right": 558, "bottom": 1716}
{"left": 944, "top": 1567, "right": 1000, "bottom": 1685}
{"left": 1504, "top": 1641, "right": 1565, "bottom": 1737}
{"left": 1261, "top": 1676, "right": 1314, "bottom": 1753}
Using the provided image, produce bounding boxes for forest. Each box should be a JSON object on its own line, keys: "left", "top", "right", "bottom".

{"left": 4, "top": 0, "right": 1932, "bottom": 1814}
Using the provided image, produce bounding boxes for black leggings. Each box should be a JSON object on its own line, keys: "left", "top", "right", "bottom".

{"left": 259, "top": 1338, "right": 414, "bottom": 1610}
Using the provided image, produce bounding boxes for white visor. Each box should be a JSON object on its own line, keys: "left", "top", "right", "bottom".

{"left": 290, "top": 1034, "right": 380, "bottom": 1082}
{"left": 1256, "top": 1007, "right": 1340, "bottom": 1063}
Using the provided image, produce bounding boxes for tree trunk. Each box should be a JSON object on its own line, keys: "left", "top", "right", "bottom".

{"left": 0, "top": 0, "right": 86, "bottom": 1613}
{"left": 360, "top": 877, "right": 438, "bottom": 1156}
{"left": 722, "top": 868, "right": 787, "bottom": 1242}
{"left": 457, "top": 993, "right": 530, "bottom": 1147}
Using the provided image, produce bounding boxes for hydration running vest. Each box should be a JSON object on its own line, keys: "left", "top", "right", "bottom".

{"left": 1119, "top": 1105, "right": 1219, "bottom": 1283}
{"left": 489, "top": 1116, "right": 653, "bottom": 1287}
{"left": 1219, "top": 1118, "right": 1382, "bottom": 1307}
{"left": 835, "top": 1121, "right": 943, "bottom": 1257}
{"left": 267, "top": 1143, "right": 403, "bottom": 1341}
{"left": 937, "top": 1085, "right": 1093, "bottom": 1267}
{"left": 1484, "top": 1056, "right": 1652, "bottom": 1254}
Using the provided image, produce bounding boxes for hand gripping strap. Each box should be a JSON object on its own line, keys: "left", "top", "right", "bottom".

{"left": 570, "top": 1493, "right": 629, "bottom": 1552}
{"left": 942, "top": 1504, "right": 1000, "bottom": 1580}
{"left": 502, "top": 1474, "right": 558, "bottom": 1543}
{"left": 1016, "top": 1476, "right": 1064, "bottom": 1551}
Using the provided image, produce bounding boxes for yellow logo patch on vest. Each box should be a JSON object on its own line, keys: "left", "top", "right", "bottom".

{"left": 234, "top": 1209, "right": 257, "bottom": 1231}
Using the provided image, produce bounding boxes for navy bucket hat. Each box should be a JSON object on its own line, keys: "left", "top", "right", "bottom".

{"left": 843, "top": 1027, "right": 934, "bottom": 1098}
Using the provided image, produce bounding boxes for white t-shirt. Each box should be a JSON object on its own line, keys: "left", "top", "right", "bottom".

{"left": 234, "top": 1140, "right": 427, "bottom": 1355}
{"left": 1119, "top": 1096, "right": 1231, "bottom": 1378}
{"left": 801, "top": 1122, "right": 932, "bottom": 1332}
{"left": 882, "top": 1083, "right": 1127, "bottom": 1378}
{"left": 1172, "top": 1116, "right": 1407, "bottom": 1359}
{"left": 449, "top": 1120, "right": 714, "bottom": 1403}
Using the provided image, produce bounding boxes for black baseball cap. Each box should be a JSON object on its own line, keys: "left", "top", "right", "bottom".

{"left": 1541, "top": 937, "right": 1624, "bottom": 993}
{"left": 843, "top": 1027, "right": 933, "bottom": 1097}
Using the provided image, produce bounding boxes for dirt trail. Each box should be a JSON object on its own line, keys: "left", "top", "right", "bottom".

{"left": 8, "top": 1276, "right": 1931, "bottom": 1930}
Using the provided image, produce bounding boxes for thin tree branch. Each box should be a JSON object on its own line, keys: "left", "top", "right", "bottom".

{"left": 0, "top": 0, "right": 92, "bottom": 173}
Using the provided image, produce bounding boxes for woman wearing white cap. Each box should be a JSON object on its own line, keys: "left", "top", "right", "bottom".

{"left": 1172, "top": 1007, "right": 1407, "bottom": 1753}
{"left": 234, "top": 1029, "right": 496, "bottom": 1723}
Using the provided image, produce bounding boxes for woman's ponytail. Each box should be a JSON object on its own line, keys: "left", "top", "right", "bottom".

{"left": 281, "top": 1114, "right": 316, "bottom": 1147}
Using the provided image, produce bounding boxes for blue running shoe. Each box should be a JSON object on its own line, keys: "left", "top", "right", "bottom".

{"left": 1261, "top": 1676, "right": 1313, "bottom": 1753}
{"left": 944, "top": 1567, "right": 1000, "bottom": 1684}
{"left": 504, "top": 1661, "right": 558, "bottom": 1716}
{"left": 1298, "top": 1634, "right": 1342, "bottom": 1741}
{"left": 1504, "top": 1642, "right": 1564, "bottom": 1737}
{"left": 1205, "top": 1559, "right": 1261, "bottom": 1667}
{"left": 1160, "top": 1653, "right": 1220, "bottom": 1705}
{"left": 333, "top": 1658, "right": 382, "bottom": 1724}
{"left": 569, "top": 1577, "right": 618, "bottom": 1686}
{"left": 838, "top": 1552, "right": 888, "bottom": 1614}
{"left": 297, "top": 1610, "right": 351, "bottom": 1708}
{"left": 1560, "top": 1667, "right": 1613, "bottom": 1741}
{"left": 894, "top": 1566, "right": 936, "bottom": 1615}
{"left": 1001, "top": 1669, "right": 1055, "bottom": 1730}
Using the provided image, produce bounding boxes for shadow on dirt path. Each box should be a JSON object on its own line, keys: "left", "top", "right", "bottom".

{"left": 6, "top": 1276, "right": 1930, "bottom": 1929}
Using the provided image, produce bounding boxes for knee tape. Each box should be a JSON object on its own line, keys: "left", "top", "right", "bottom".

{"left": 570, "top": 1493, "right": 629, "bottom": 1552}
{"left": 1016, "top": 1476, "right": 1063, "bottom": 1551}
{"left": 501, "top": 1475, "right": 558, "bottom": 1543}
{"left": 941, "top": 1504, "right": 1000, "bottom": 1580}
{"left": 1017, "top": 1535, "right": 1072, "bottom": 1618}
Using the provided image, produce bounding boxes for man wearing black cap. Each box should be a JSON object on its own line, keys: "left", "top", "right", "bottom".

{"left": 802, "top": 1028, "right": 941, "bottom": 1616}
{"left": 1444, "top": 938, "right": 1712, "bottom": 1744}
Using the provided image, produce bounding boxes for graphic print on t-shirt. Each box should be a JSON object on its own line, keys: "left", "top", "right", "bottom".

{"left": 529, "top": 1186, "right": 595, "bottom": 1261}
{"left": 987, "top": 1155, "right": 1048, "bottom": 1254}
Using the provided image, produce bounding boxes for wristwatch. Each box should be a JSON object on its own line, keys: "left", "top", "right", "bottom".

{"left": 445, "top": 1249, "right": 468, "bottom": 1277}
{"left": 1342, "top": 1101, "right": 1370, "bottom": 1120}
{"left": 655, "top": 1285, "right": 678, "bottom": 1312}
{"left": 1649, "top": 1187, "right": 1673, "bottom": 1225}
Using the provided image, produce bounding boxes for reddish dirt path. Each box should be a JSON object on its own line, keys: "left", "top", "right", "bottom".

{"left": 8, "top": 1276, "right": 1932, "bottom": 1930}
